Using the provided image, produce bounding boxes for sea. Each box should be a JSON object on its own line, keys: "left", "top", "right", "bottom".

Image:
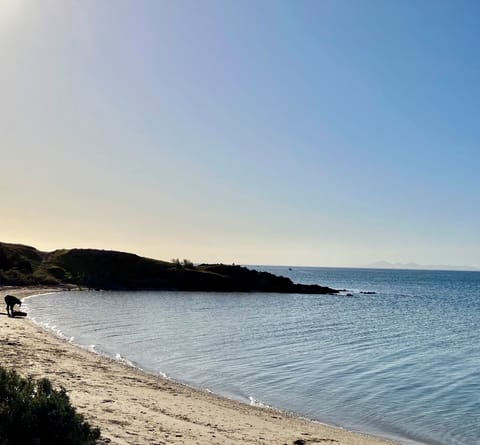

{"left": 24, "top": 267, "right": 480, "bottom": 445}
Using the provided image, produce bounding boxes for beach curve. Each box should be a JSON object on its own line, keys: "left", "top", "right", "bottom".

{"left": 0, "top": 287, "right": 396, "bottom": 445}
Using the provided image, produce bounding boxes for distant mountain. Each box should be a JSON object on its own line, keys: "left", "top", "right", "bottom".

{"left": 0, "top": 242, "right": 338, "bottom": 294}
{"left": 363, "top": 261, "right": 480, "bottom": 272}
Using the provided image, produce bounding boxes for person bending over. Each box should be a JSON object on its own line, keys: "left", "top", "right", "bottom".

{"left": 4, "top": 295, "right": 22, "bottom": 317}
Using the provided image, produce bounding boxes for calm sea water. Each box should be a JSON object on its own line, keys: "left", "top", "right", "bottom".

{"left": 24, "top": 267, "right": 480, "bottom": 445}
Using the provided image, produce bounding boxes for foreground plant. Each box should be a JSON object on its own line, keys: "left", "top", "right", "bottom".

{"left": 0, "top": 367, "right": 100, "bottom": 445}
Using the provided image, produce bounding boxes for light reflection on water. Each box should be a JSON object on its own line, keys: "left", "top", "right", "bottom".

{"left": 25, "top": 267, "right": 480, "bottom": 445}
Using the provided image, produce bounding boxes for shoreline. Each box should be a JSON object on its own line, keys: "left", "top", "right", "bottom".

{"left": 1, "top": 287, "right": 398, "bottom": 445}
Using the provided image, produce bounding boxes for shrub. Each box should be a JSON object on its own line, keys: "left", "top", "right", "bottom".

{"left": 171, "top": 258, "right": 181, "bottom": 268}
{"left": 0, "top": 367, "right": 100, "bottom": 445}
{"left": 47, "top": 266, "right": 67, "bottom": 280}
{"left": 182, "top": 259, "right": 194, "bottom": 268}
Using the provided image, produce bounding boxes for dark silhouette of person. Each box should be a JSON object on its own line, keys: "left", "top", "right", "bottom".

{"left": 4, "top": 295, "right": 22, "bottom": 317}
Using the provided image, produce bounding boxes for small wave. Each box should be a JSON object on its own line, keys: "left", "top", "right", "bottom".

{"left": 28, "top": 317, "right": 73, "bottom": 342}
{"left": 115, "top": 353, "right": 136, "bottom": 368}
{"left": 248, "top": 396, "right": 272, "bottom": 408}
{"left": 22, "top": 291, "right": 64, "bottom": 304}
{"left": 27, "top": 310, "right": 163, "bottom": 379}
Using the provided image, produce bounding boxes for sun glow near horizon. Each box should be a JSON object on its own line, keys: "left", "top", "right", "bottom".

{"left": 0, "top": 0, "right": 24, "bottom": 28}
{"left": 1, "top": 1, "right": 479, "bottom": 269}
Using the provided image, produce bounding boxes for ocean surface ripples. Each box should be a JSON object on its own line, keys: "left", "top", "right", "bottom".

{"left": 25, "top": 267, "right": 480, "bottom": 445}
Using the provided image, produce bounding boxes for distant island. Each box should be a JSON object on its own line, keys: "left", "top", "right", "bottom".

{"left": 363, "top": 260, "right": 480, "bottom": 272}
{"left": 0, "top": 242, "right": 338, "bottom": 294}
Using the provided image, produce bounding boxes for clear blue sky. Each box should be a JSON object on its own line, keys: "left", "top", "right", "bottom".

{"left": 1, "top": 0, "right": 479, "bottom": 267}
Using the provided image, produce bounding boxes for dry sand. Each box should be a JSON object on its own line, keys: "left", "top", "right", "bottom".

{"left": 0, "top": 287, "right": 396, "bottom": 445}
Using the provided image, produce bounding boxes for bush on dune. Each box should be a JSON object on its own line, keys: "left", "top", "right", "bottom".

{"left": 0, "top": 367, "right": 100, "bottom": 445}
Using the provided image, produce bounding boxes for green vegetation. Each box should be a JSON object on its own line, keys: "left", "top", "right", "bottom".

{"left": 0, "top": 367, "right": 100, "bottom": 445}
{"left": 171, "top": 258, "right": 194, "bottom": 268}
{"left": 0, "top": 241, "right": 338, "bottom": 294}
{"left": 0, "top": 243, "right": 45, "bottom": 286}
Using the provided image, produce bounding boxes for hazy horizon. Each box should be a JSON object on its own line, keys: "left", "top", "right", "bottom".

{"left": 3, "top": 239, "right": 480, "bottom": 272}
{"left": 1, "top": 1, "right": 479, "bottom": 268}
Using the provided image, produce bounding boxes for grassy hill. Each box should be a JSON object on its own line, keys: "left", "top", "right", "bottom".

{"left": 0, "top": 242, "right": 338, "bottom": 294}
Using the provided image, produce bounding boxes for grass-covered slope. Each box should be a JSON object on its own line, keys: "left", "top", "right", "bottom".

{"left": 0, "top": 242, "right": 48, "bottom": 285}
{"left": 0, "top": 242, "right": 338, "bottom": 294}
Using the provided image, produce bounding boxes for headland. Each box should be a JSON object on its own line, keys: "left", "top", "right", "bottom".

{"left": 0, "top": 241, "right": 337, "bottom": 294}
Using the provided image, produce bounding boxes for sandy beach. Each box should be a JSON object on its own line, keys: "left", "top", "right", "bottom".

{"left": 0, "top": 287, "right": 395, "bottom": 445}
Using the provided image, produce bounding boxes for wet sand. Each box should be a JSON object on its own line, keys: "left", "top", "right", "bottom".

{"left": 0, "top": 287, "right": 396, "bottom": 445}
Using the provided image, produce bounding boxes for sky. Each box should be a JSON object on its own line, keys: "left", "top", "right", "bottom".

{"left": 1, "top": 0, "right": 479, "bottom": 267}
